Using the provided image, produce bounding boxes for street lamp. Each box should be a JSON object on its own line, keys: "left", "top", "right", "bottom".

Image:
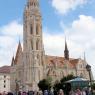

{"left": 86, "top": 64, "right": 92, "bottom": 84}
{"left": 15, "top": 79, "right": 19, "bottom": 95}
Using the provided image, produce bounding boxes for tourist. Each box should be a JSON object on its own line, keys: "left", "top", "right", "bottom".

{"left": 58, "top": 89, "right": 64, "bottom": 95}
{"left": 43, "top": 90, "right": 48, "bottom": 95}
{"left": 69, "top": 90, "right": 75, "bottom": 95}
{"left": 81, "top": 89, "right": 86, "bottom": 95}
{"left": 75, "top": 89, "right": 81, "bottom": 95}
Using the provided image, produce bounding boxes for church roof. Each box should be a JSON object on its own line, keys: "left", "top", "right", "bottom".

{"left": 70, "top": 59, "right": 79, "bottom": 66}
{"left": 45, "top": 55, "right": 79, "bottom": 68}
{"left": 0, "top": 66, "right": 11, "bottom": 74}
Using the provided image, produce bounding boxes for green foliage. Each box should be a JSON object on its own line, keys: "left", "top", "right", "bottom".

{"left": 91, "top": 83, "right": 95, "bottom": 90}
{"left": 61, "top": 74, "right": 75, "bottom": 83}
{"left": 53, "top": 74, "right": 75, "bottom": 92}
{"left": 53, "top": 81, "right": 62, "bottom": 91}
{"left": 38, "top": 77, "right": 52, "bottom": 91}
{"left": 38, "top": 74, "right": 75, "bottom": 92}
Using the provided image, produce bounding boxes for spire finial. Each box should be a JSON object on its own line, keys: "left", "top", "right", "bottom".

{"left": 84, "top": 52, "right": 86, "bottom": 61}
{"left": 65, "top": 37, "right": 68, "bottom": 51}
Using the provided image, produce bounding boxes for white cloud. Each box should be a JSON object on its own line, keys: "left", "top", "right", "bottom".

{"left": 0, "top": 21, "right": 23, "bottom": 37}
{"left": 51, "top": 0, "right": 88, "bottom": 15}
{"left": 0, "top": 21, "right": 23, "bottom": 66}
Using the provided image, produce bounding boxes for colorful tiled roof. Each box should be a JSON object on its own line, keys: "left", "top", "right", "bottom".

{"left": 45, "top": 55, "right": 79, "bottom": 68}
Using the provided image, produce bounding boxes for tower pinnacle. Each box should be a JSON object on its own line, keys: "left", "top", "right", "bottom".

{"left": 27, "top": 0, "right": 40, "bottom": 9}
{"left": 64, "top": 39, "right": 69, "bottom": 60}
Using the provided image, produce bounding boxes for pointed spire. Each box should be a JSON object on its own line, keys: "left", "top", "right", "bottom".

{"left": 11, "top": 56, "right": 15, "bottom": 66}
{"left": 64, "top": 38, "right": 69, "bottom": 60}
{"left": 18, "top": 39, "right": 22, "bottom": 51}
{"left": 15, "top": 41, "right": 22, "bottom": 64}
{"left": 65, "top": 38, "right": 68, "bottom": 51}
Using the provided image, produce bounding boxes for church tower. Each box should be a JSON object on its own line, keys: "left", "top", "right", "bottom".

{"left": 64, "top": 39, "right": 69, "bottom": 60}
{"left": 23, "top": 0, "right": 45, "bottom": 90}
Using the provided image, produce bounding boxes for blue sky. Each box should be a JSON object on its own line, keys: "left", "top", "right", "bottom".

{"left": 0, "top": 0, "right": 95, "bottom": 78}
{"left": 0, "top": 0, "right": 94, "bottom": 30}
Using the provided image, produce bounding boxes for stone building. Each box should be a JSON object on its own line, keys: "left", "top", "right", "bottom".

{"left": 0, "top": 66, "right": 10, "bottom": 93}
{"left": 10, "top": 0, "right": 93, "bottom": 92}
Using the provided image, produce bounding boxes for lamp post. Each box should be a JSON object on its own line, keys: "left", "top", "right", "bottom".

{"left": 15, "top": 79, "right": 19, "bottom": 95}
{"left": 86, "top": 64, "right": 92, "bottom": 84}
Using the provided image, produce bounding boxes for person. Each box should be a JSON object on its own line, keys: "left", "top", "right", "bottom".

{"left": 69, "top": 90, "right": 75, "bottom": 95}
{"left": 18, "top": 91, "right": 21, "bottom": 95}
{"left": 43, "top": 90, "right": 48, "bottom": 95}
{"left": 48, "top": 90, "right": 54, "bottom": 95}
{"left": 81, "top": 89, "right": 86, "bottom": 95}
{"left": 38, "top": 90, "right": 43, "bottom": 95}
{"left": 27, "top": 91, "right": 34, "bottom": 95}
{"left": 75, "top": 89, "right": 81, "bottom": 95}
{"left": 7, "top": 92, "right": 13, "bottom": 95}
{"left": 58, "top": 89, "right": 64, "bottom": 95}
{"left": 22, "top": 92, "right": 27, "bottom": 95}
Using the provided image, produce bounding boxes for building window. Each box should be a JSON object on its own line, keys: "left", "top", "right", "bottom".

{"left": 4, "top": 80, "right": 6, "bottom": 83}
{"left": 36, "top": 40, "right": 39, "bottom": 50}
{"left": 36, "top": 24, "right": 39, "bottom": 35}
{"left": 31, "top": 40, "right": 33, "bottom": 50}
{"left": 30, "top": 24, "right": 33, "bottom": 34}
{"left": 4, "top": 85, "right": 6, "bottom": 88}
{"left": 4, "top": 75, "right": 6, "bottom": 78}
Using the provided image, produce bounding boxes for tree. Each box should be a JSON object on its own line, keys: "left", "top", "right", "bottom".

{"left": 53, "top": 80, "right": 60, "bottom": 90}
{"left": 38, "top": 77, "right": 52, "bottom": 92}
{"left": 53, "top": 74, "right": 75, "bottom": 95}
{"left": 91, "top": 83, "right": 95, "bottom": 90}
{"left": 60, "top": 74, "right": 75, "bottom": 84}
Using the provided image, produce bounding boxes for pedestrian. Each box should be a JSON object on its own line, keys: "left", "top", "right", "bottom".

{"left": 43, "top": 90, "right": 48, "bottom": 95}
{"left": 75, "top": 89, "right": 81, "bottom": 95}
{"left": 69, "top": 90, "right": 75, "bottom": 95}
{"left": 58, "top": 89, "right": 64, "bottom": 95}
{"left": 81, "top": 89, "right": 86, "bottom": 95}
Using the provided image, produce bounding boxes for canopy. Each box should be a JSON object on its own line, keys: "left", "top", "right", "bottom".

{"left": 66, "top": 77, "right": 88, "bottom": 83}
{"left": 65, "top": 77, "right": 89, "bottom": 90}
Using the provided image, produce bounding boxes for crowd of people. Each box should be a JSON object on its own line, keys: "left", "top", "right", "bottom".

{"left": 0, "top": 87, "right": 93, "bottom": 95}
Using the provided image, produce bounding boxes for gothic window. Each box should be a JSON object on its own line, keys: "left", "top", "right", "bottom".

{"left": 4, "top": 75, "right": 6, "bottom": 78}
{"left": 31, "top": 40, "right": 33, "bottom": 50}
{"left": 36, "top": 40, "right": 39, "bottom": 50}
{"left": 36, "top": 24, "right": 39, "bottom": 35}
{"left": 30, "top": 24, "right": 33, "bottom": 34}
{"left": 4, "top": 85, "right": 6, "bottom": 88}
{"left": 4, "top": 80, "right": 6, "bottom": 83}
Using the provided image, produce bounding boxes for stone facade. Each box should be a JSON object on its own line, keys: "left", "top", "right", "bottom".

{"left": 0, "top": 66, "right": 10, "bottom": 93}
{"left": 10, "top": 0, "right": 93, "bottom": 92}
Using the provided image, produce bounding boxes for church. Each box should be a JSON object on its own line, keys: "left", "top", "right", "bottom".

{"left": 10, "top": 0, "right": 92, "bottom": 92}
